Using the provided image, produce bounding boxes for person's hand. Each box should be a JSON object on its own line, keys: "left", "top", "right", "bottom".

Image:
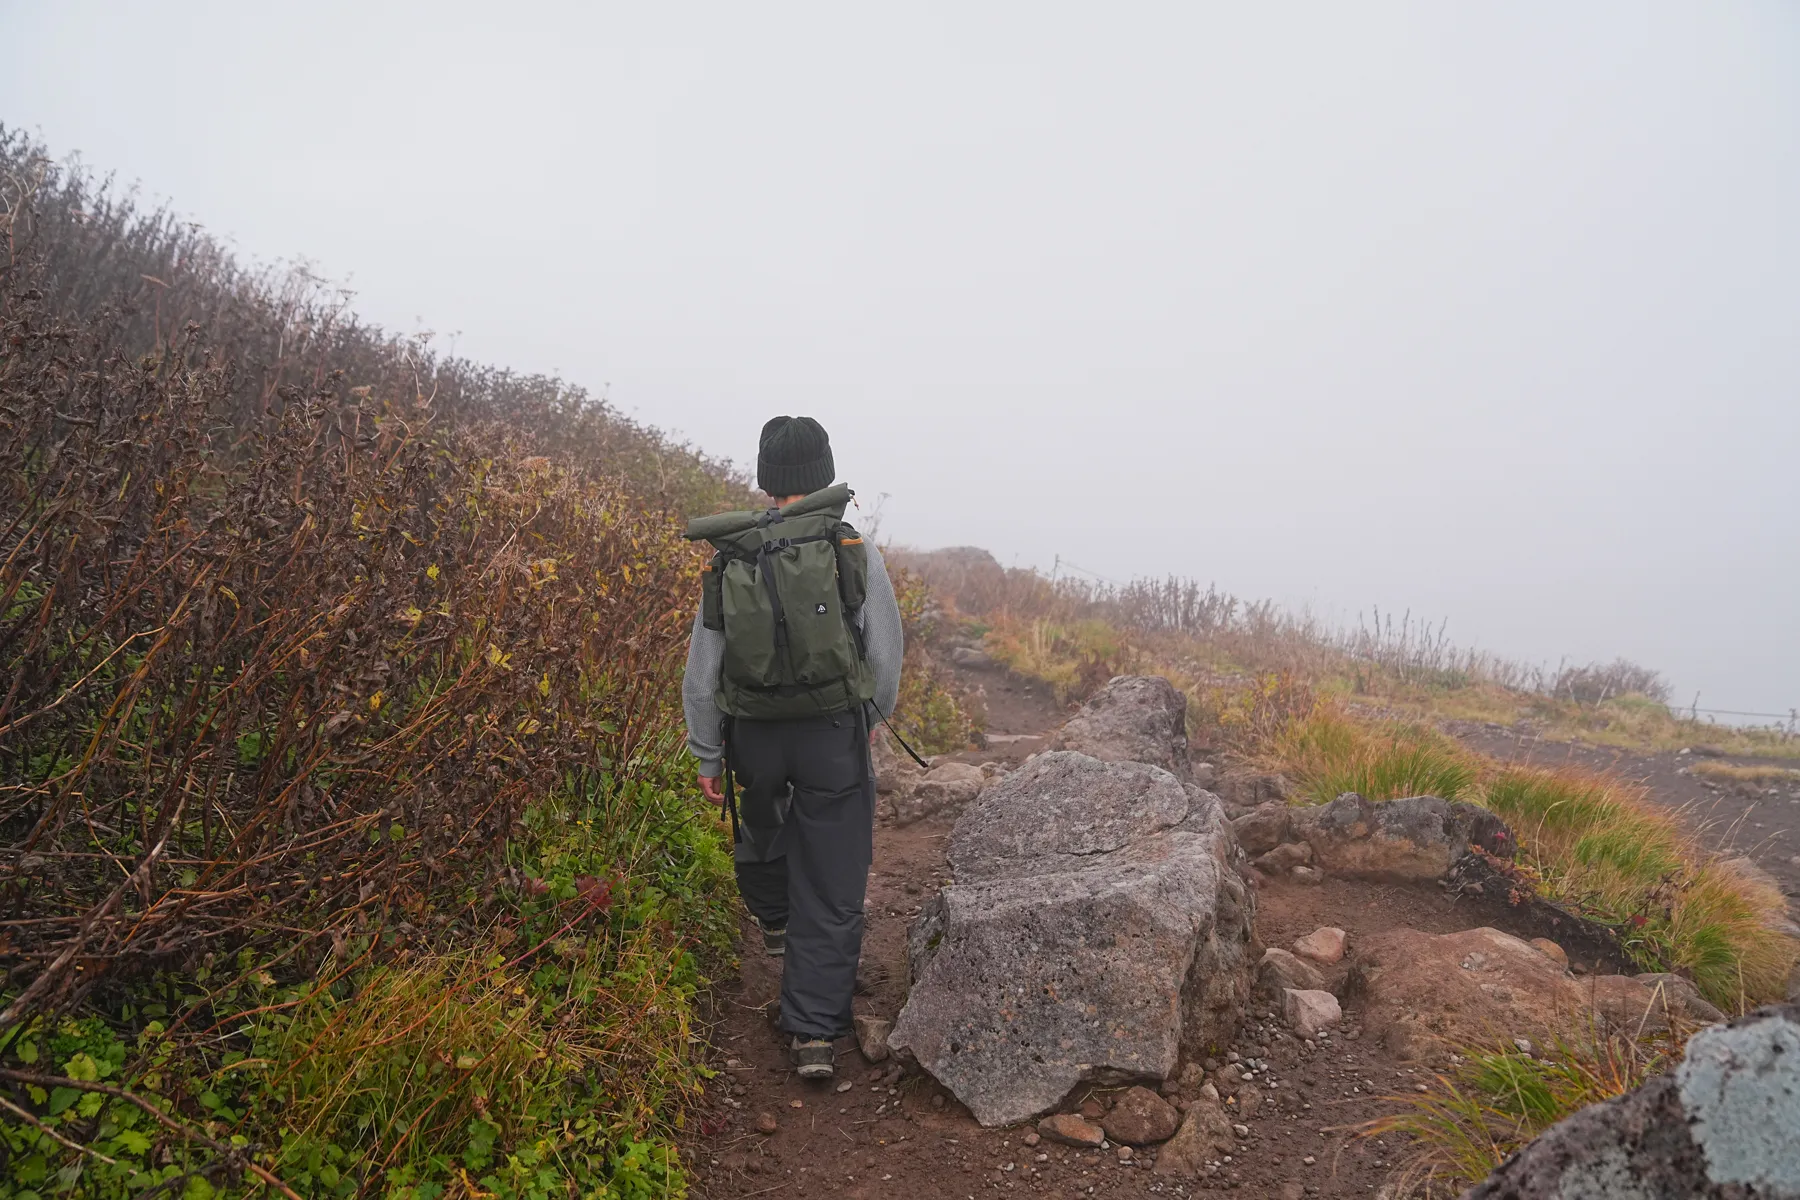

{"left": 698, "top": 773, "right": 725, "bottom": 805}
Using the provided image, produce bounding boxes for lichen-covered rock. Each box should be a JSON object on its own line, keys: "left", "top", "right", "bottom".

{"left": 1050, "top": 675, "right": 1192, "bottom": 780}
{"left": 892, "top": 761, "right": 984, "bottom": 825}
{"left": 888, "top": 751, "right": 1254, "bottom": 1127}
{"left": 1294, "top": 792, "right": 1512, "bottom": 883}
{"left": 1467, "top": 1003, "right": 1800, "bottom": 1199}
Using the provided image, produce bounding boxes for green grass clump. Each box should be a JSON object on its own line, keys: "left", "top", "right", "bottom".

{"left": 1271, "top": 707, "right": 1476, "bottom": 803}
{"left": 1476, "top": 768, "right": 1797, "bottom": 1007}
{"left": 1362, "top": 1032, "right": 1667, "bottom": 1197}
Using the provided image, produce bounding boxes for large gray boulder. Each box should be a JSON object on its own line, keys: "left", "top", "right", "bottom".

{"left": 1466, "top": 1003, "right": 1800, "bottom": 1199}
{"left": 1050, "top": 675, "right": 1192, "bottom": 780}
{"left": 887, "top": 751, "right": 1254, "bottom": 1127}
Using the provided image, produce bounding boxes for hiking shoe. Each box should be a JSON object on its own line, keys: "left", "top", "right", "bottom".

{"left": 791, "top": 1037, "right": 834, "bottom": 1080}
{"left": 757, "top": 920, "right": 787, "bottom": 957}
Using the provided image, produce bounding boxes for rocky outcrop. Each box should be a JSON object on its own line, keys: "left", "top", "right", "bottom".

{"left": 1467, "top": 1003, "right": 1800, "bottom": 1199}
{"left": 1293, "top": 792, "right": 1512, "bottom": 883}
{"left": 888, "top": 751, "right": 1254, "bottom": 1126}
{"left": 1355, "top": 926, "right": 1723, "bottom": 1062}
{"left": 1050, "top": 675, "right": 1192, "bottom": 780}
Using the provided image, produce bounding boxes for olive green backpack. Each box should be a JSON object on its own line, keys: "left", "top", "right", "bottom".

{"left": 684, "top": 484, "right": 877, "bottom": 720}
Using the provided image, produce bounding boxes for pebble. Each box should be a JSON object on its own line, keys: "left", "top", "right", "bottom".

{"left": 1232, "top": 1123, "right": 1250, "bottom": 1137}
{"left": 1302, "top": 1155, "right": 1316, "bottom": 1165}
{"left": 836, "top": 1080, "right": 853, "bottom": 1093}
{"left": 754, "top": 1112, "right": 778, "bottom": 1134}
{"left": 1023, "top": 1132, "right": 1041, "bottom": 1147}
{"left": 789, "top": 1099, "right": 804, "bottom": 1109}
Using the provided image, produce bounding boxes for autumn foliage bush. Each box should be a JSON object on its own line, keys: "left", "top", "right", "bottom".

{"left": 1, "top": 128, "right": 743, "bottom": 1196}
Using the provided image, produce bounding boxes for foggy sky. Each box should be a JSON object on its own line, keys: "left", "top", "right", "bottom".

{"left": 5, "top": 2, "right": 1796, "bottom": 718}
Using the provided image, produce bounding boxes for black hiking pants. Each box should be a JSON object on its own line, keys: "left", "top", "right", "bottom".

{"left": 727, "top": 710, "right": 874, "bottom": 1041}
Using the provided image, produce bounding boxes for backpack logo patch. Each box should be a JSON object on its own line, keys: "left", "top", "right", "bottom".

{"left": 815, "top": 602, "right": 828, "bottom": 614}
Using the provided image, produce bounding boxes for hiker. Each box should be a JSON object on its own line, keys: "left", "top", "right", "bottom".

{"left": 682, "top": 416, "right": 904, "bottom": 1081}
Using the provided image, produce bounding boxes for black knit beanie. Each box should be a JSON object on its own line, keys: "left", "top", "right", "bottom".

{"left": 757, "top": 416, "right": 835, "bottom": 498}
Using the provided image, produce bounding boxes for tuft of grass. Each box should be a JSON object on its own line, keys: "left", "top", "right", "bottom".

{"left": 982, "top": 615, "right": 1138, "bottom": 704}
{"left": 1270, "top": 707, "right": 1476, "bottom": 804}
{"left": 1689, "top": 761, "right": 1800, "bottom": 784}
{"left": 1361, "top": 1031, "right": 1668, "bottom": 1197}
{"left": 1668, "top": 861, "right": 1800, "bottom": 1010}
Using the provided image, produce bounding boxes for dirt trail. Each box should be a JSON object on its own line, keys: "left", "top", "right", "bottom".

{"left": 682, "top": 675, "right": 1567, "bottom": 1199}
{"left": 1444, "top": 722, "right": 1800, "bottom": 913}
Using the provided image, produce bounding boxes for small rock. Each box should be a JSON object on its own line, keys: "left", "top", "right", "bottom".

{"left": 1282, "top": 988, "right": 1343, "bottom": 1038}
{"left": 1101, "top": 1085, "right": 1181, "bottom": 1145}
{"left": 836, "top": 1079, "right": 854, "bottom": 1093}
{"left": 1199, "top": 1082, "right": 1220, "bottom": 1103}
{"left": 1079, "top": 1097, "right": 1106, "bottom": 1120}
{"left": 755, "top": 1112, "right": 778, "bottom": 1134}
{"left": 1153, "top": 1098, "right": 1237, "bottom": 1177}
{"left": 1022, "top": 1131, "right": 1041, "bottom": 1147}
{"left": 931, "top": 1093, "right": 946, "bottom": 1109}
{"left": 1232, "top": 1123, "right": 1250, "bottom": 1137}
{"left": 1293, "top": 927, "right": 1347, "bottom": 965}
{"left": 951, "top": 645, "right": 994, "bottom": 669}
{"left": 1117, "top": 1145, "right": 1135, "bottom": 1162}
{"left": 1303, "top": 1154, "right": 1317, "bottom": 1165}
{"left": 1177, "top": 1062, "right": 1206, "bottom": 1091}
{"left": 1257, "top": 841, "right": 1314, "bottom": 872}
{"left": 1291, "top": 865, "right": 1324, "bottom": 884}
{"left": 854, "top": 1014, "right": 893, "bottom": 1063}
{"left": 1258, "top": 948, "right": 1327, "bottom": 994}
{"left": 789, "top": 1099, "right": 804, "bottom": 1109}
{"left": 1037, "top": 1113, "right": 1106, "bottom": 1148}
{"left": 1232, "top": 805, "right": 1294, "bottom": 857}
{"left": 1236, "top": 1083, "right": 1263, "bottom": 1120}
{"left": 1281, "top": 1183, "right": 1306, "bottom": 1200}
{"left": 1529, "top": 938, "right": 1569, "bottom": 968}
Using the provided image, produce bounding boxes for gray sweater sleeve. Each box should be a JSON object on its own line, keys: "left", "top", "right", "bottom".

{"left": 681, "top": 541, "right": 905, "bottom": 776}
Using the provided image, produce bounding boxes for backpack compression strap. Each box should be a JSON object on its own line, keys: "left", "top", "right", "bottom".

{"left": 870, "top": 703, "right": 933, "bottom": 770}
